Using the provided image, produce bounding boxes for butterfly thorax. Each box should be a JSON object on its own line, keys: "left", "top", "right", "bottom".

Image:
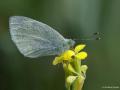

{"left": 66, "top": 39, "right": 75, "bottom": 48}
{"left": 56, "top": 39, "right": 75, "bottom": 55}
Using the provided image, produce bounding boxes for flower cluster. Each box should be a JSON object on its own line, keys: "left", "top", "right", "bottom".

{"left": 53, "top": 44, "right": 87, "bottom": 65}
{"left": 53, "top": 44, "right": 88, "bottom": 90}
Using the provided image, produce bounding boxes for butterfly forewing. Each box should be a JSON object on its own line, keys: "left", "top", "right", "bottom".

{"left": 9, "top": 16, "right": 69, "bottom": 58}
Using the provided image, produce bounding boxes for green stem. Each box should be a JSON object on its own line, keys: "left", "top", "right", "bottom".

{"left": 63, "top": 63, "right": 71, "bottom": 90}
{"left": 72, "top": 76, "right": 85, "bottom": 90}
{"left": 67, "top": 86, "right": 70, "bottom": 90}
{"left": 73, "top": 59, "right": 81, "bottom": 74}
{"left": 64, "top": 59, "right": 85, "bottom": 90}
{"left": 72, "top": 59, "right": 85, "bottom": 90}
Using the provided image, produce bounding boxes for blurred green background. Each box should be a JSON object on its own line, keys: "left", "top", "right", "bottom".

{"left": 0, "top": 0, "right": 120, "bottom": 90}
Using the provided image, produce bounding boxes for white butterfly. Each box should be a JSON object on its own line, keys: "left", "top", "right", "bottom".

{"left": 9, "top": 16, "right": 75, "bottom": 58}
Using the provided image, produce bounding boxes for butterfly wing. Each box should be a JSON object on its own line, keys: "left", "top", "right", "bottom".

{"left": 9, "top": 16, "right": 69, "bottom": 58}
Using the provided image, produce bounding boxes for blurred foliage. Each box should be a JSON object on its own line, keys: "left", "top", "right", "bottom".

{"left": 0, "top": 0, "right": 120, "bottom": 90}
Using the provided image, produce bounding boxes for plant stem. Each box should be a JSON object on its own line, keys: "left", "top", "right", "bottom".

{"left": 73, "top": 59, "right": 81, "bottom": 74}
{"left": 72, "top": 59, "right": 85, "bottom": 90}
{"left": 65, "top": 59, "right": 85, "bottom": 90}
{"left": 67, "top": 87, "right": 70, "bottom": 90}
{"left": 72, "top": 76, "right": 85, "bottom": 90}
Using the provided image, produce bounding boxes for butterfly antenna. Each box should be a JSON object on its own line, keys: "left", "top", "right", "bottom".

{"left": 73, "top": 32, "right": 101, "bottom": 41}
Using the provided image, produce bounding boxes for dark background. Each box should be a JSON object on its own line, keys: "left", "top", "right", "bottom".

{"left": 0, "top": 0, "right": 120, "bottom": 90}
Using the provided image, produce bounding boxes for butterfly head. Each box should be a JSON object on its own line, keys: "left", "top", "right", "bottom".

{"left": 66, "top": 39, "right": 75, "bottom": 48}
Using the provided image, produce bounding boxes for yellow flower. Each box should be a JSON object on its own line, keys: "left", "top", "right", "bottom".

{"left": 73, "top": 44, "right": 87, "bottom": 60}
{"left": 52, "top": 44, "right": 88, "bottom": 65}
{"left": 52, "top": 50, "right": 74, "bottom": 65}
{"left": 75, "top": 51, "right": 87, "bottom": 60}
{"left": 74, "top": 44, "right": 86, "bottom": 53}
{"left": 52, "top": 56, "right": 63, "bottom": 65}
{"left": 63, "top": 50, "right": 75, "bottom": 60}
